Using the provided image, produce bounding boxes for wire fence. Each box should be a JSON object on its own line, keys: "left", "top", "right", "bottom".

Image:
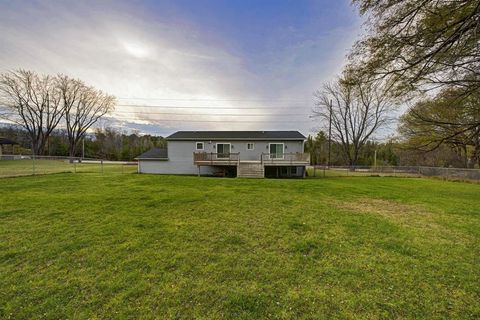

{"left": 308, "top": 165, "right": 480, "bottom": 182}
{"left": 2, "top": 155, "right": 479, "bottom": 182}
{"left": 0, "top": 155, "right": 138, "bottom": 178}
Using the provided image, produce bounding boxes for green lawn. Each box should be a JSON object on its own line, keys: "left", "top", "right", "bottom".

{"left": 306, "top": 167, "right": 420, "bottom": 178}
{"left": 1, "top": 174, "right": 479, "bottom": 319}
{"left": 0, "top": 159, "right": 137, "bottom": 177}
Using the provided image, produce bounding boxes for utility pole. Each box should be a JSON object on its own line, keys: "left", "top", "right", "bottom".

{"left": 327, "top": 99, "right": 332, "bottom": 168}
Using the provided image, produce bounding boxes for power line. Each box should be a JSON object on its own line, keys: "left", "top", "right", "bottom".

{"left": 117, "top": 97, "right": 311, "bottom": 103}
{"left": 113, "top": 110, "right": 310, "bottom": 117}
{"left": 111, "top": 116, "right": 315, "bottom": 123}
{"left": 115, "top": 104, "right": 309, "bottom": 110}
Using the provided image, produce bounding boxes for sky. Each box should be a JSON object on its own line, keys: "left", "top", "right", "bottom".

{"left": 0, "top": 0, "right": 363, "bottom": 136}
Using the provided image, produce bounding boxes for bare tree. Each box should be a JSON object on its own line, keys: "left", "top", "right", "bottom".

{"left": 0, "top": 70, "right": 64, "bottom": 155}
{"left": 313, "top": 78, "right": 394, "bottom": 166}
{"left": 58, "top": 75, "right": 115, "bottom": 157}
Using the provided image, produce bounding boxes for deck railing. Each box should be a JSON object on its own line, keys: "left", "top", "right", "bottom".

{"left": 261, "top": 152, "right": 310, "bottom": 165}
{"left": 193, "top": 152, "right": 240, "bottom": 165}
{"left": 193, "top": 152, "right": 310, "bottom": 165}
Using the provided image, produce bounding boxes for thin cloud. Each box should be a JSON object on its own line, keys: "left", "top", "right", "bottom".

{"left": 0, "top": 0, "right": 361, "bottom": 136}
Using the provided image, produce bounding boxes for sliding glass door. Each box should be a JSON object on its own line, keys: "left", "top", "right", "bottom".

{"left": 269, "top": 143, "right": 284, "bottom": 159}
{"left": 216, "top": 143, "right": 231, "bottom": 159}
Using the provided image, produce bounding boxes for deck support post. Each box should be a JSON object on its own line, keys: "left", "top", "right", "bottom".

{"left": 198, "top": 165, "right": 200, "bottom": 177}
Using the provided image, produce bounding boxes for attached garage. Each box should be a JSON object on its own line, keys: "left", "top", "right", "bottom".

{"left": 135, "top": 147, "right": 217, "bottom": 175}
{"left": 135, "top": 148, "right": 169, "bottom": 174}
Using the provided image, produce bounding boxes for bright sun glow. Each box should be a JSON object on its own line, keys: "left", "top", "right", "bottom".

{"left": 123, "top": 41, "right": 149, "bottom": 58}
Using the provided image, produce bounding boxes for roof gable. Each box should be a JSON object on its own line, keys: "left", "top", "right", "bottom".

{"left": 135, "top": 148, "right": 168, "bottom": 159}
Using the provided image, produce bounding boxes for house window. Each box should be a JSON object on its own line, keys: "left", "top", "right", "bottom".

{"left": 247, "top": 143, "right": 254, "bottom": 150}
{"left": 196, "top": 142, "right": 204, "bottom": 150}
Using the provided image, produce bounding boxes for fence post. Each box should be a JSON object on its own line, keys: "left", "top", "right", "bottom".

{"left": 101, "top": 160, "right": 104, "bottom": 174}
{"left": 74, "top": 161, "right": 76, "bottom": 174}
{"left": 32, "top": 155, "right": 36, "bottom": 176}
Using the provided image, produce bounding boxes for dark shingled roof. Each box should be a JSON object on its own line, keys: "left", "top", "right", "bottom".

{"left": 166, "top": 131, "right": 306, "bottom": 141}
{"left": 0, "top": 137, "right": 17, "bottom": 145}
{"left": 135, "top": 148, "right": 168, "bottom": 160}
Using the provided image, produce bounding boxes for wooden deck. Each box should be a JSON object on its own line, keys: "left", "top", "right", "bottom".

{"left": 261, "top": 153, "right": 310, "bottom": 166}
{"left": 193, "top": 152, "right": 240, "bottom": 166}
{"left": 193, "top": 152, "right": 310, "bottom": 166}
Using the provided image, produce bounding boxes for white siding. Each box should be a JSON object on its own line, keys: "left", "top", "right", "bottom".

{"left": 139, "top": 141, "right": 216, "bottom": 175}
{"left": 138, "top": 160, "right": 216, "bottom": 175}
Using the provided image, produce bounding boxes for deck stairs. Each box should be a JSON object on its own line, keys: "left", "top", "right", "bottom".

{"left": 237, "top": 161, "right": 264, "bottom": 178}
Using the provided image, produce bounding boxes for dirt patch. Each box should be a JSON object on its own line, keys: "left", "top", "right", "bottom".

{"left": 335, "top": 198, "right": 432, "bottom": 219}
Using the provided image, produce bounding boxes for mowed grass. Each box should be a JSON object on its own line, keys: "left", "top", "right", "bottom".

{"left": 306, "top": 167, "right": 420, "bottom": 178}
{"left": 0, "top": 174, "right": 479, "bottom": 319}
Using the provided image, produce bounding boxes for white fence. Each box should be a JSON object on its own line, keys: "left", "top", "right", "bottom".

{"left": 2, "top": 155, "right": 479, "bottom": 182}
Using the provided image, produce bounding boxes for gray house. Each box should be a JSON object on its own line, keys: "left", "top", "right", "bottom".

{"left": 136, "top": 131, "right": 310, "bottom": 178}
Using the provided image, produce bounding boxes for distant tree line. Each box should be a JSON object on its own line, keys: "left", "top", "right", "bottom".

{"left": 306, "top": 130, "right": 476, "bottom": 168}
{"left": 305, "top": 131, "right": 399, "bottom": 167}
{"left": 0, "top": 125, "right": 166, "bottom": 161}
